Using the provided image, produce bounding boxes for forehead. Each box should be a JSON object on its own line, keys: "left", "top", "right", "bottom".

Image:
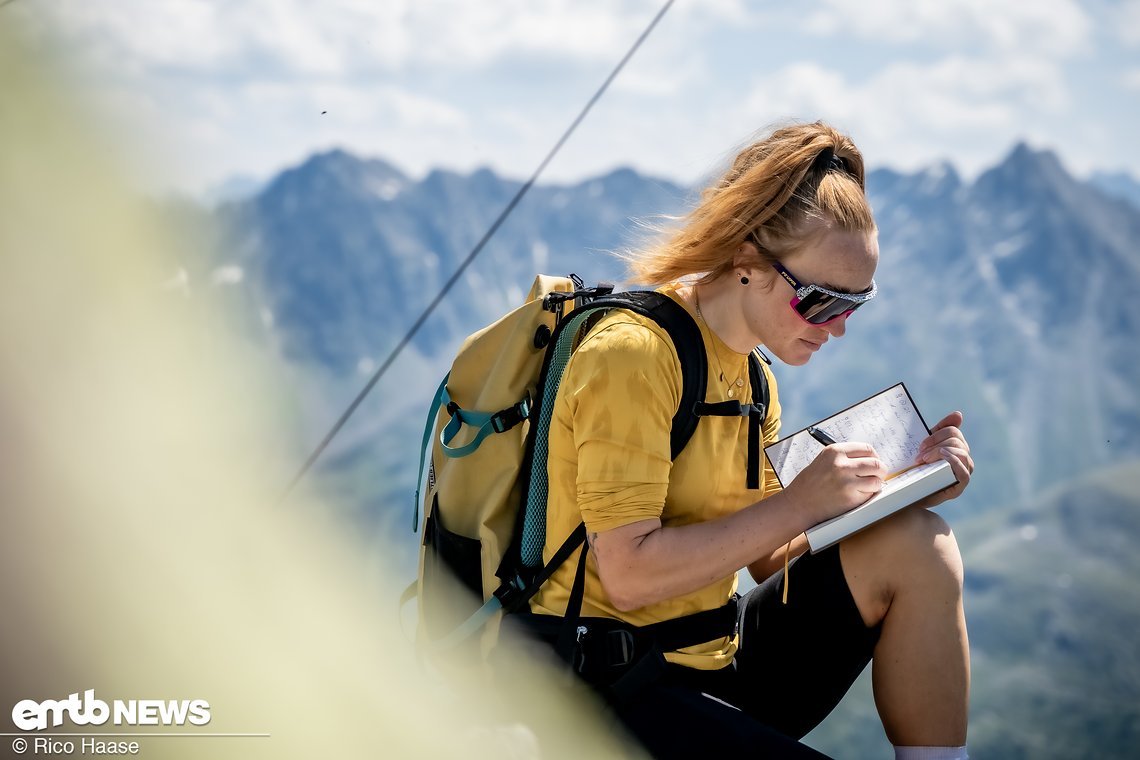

{"left": 784, "top": 227, "right": 878, "bottom": 293}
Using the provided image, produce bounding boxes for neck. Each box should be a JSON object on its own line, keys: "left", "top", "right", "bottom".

{"left": 691, "top": 277, "right": 759, "bottom": 354}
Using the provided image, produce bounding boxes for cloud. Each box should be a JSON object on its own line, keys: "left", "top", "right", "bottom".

{"left": 748, "top": 55, "right": 1067, "bottom": 127}
{"left": 1116, "top": 1, "right": 1140, "bottom": 48}
{"left": 806, "top": 0, "right": 1092, "bottom": 57}
{"left": 33, "top": 0, "right": 737, "bottom": 78}
{"left": 740, "top": 55, "right": 1070, "bottom": 174}
{"left": 1124, "top": 69, "right": 1140, "bottom": 91}
{"left": 19, "top": 0, "right": 1135, "bottom": 193}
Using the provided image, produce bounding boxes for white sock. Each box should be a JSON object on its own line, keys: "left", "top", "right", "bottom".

{"left": 893, "top": 747, "right": 968, "bottom": 760}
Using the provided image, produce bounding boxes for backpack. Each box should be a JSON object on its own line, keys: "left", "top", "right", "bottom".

{"left": 409, "top": 274, "right": 770, "bottom": 662}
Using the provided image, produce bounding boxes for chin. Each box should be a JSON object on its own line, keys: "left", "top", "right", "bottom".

{"left": 768, "top": 346, "right": 813, "bottom": 366}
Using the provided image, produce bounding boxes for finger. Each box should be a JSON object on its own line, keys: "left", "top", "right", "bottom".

{"left": 940, "top": 446, "right": 973, "bottom": 483}
{"left": 857, "top": 476, "right": 884, "bottom": 496}
{"left": 831, "top": 447, "right": 888, "bottom": 477}
{"left": 918, "top": 428, "right": 969, "bottom": 461}
{"left": 940, "top": 444, "right": 974, "bottom": 474}
{"left": 919, "top": 434, "right": 960, "bottom": 463}
{"left": 928, "top": 410, "right": 964, "bottom": 433}
{"left": 919, "top": 426, "right": 962, "bottom": 450}
{"left": 846, "top": 478, "right": 883, "bottom": 503}
{"left": 833, "top": 441, "right": 878, "bottom": 458}
{"left": 847, "top": 456, "right": 889, "bottom": 478}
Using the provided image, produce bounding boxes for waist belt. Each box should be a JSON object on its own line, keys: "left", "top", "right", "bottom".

{"left": 511, "top": 596, "right": 739, "bottom": 698}
{"left": 511, "top": 536, "right": 740, "bottom": 702}
{"left": 574, "top": 597, "right": 738, "bottom": 670}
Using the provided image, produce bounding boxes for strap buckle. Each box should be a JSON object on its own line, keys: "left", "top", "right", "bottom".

{"left": 606, "top": 629, "right": 636, "bottom": 668}
{"left": 490, "top": 397, "right": 531, "bottom": 433}
{"left": 492, "top": 575, "right": 529, "bottom": 613}
{"left": 572, "top": 625, "right": 637, "bottom": 674}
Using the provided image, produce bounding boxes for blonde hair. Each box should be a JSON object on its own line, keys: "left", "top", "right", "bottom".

{"left": 629, "top": 121, "right": 876, "bottom": 285}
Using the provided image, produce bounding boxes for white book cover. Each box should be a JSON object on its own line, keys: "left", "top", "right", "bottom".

{"left": 764, "top": 383, "right": 959, "bottom": 553}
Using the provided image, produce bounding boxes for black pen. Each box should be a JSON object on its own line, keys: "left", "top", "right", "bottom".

{"left": 807, "top": 426, "right": 837, "bottom": 447}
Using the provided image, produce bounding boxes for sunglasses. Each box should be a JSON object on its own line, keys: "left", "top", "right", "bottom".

{"left": 771, "top": 260, "right": 876, "bottom": 326}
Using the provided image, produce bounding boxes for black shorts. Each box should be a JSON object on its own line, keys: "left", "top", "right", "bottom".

{"left": 609, "top": 546, "right": 882, "bottom": 759}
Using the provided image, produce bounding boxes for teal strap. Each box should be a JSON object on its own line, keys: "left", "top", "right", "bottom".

{"left": 521, "top": 308, "right": 598, "bottom": 568}
{"left": 413, "top": 374, "right": 449, "bottom": 532}
{"left": 438, "top": 385, "right": 497, "bottom": 458}
{"left": 438, "top": 386, "right": 531, "bottom": 459}
{"left": 433, "top": 595, "right": 504, "bottom": 650}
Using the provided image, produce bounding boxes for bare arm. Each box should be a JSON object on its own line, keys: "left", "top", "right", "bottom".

{"left": 592, "top": 442, "right": 887, "bottom": 611}
{"left": 591, "top": 490, "right": 810, "bottom": 611}
{"left": 746, "top": 531, "right": 811, "bottom": 584}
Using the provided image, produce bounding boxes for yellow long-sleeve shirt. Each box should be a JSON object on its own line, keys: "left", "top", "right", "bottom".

{"left": 530, "top": 283, "right": 783, "bottom": 670}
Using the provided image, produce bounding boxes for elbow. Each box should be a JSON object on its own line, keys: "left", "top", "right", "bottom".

{"left": 589, "top": 520, "right": 663, "bottom": 612}
{"left": 609, "top": 590, "right": 645, "bottom": 613}
{"left": 599, "top": 571, "right": 654, "bottom": 612}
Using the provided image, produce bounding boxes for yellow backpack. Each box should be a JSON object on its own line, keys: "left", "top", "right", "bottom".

{"left": 409, "top": 274, "right": 770, "bottom": 659}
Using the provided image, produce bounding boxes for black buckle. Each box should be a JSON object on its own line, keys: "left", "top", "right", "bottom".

{"left": 490, "top": 398, "right": 530, "bottom": 434}
{"left": 573, "top": 625, "right": 637, "bottom": 674}
{"left": 492, "top": 576, "right": 529, "bottom": 613}
{"left": 543, "top": 290, "right": 577, "bottom": 312}
{"left": 606, "top": 629, "right": 636, "bottom": 668}
{"left": 543, "top": 283, "right": 617, "bottom": 312}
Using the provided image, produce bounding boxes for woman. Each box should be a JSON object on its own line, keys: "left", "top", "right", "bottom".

{"left": 528, "top": 122, "right": 974, "bottom": 759}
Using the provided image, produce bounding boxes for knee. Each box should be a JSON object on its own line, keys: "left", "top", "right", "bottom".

{"left": 840, "top": 509, "right": 964, "bottom": 627}
{"left": 849, "top": 508, "right": 964, "bottom": 593}
{"left": 888, "top": 508, "right": 964, "bottom": 590}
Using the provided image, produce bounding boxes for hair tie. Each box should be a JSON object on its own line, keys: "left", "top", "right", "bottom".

{"left": 813, "top": 148, "right": 847, "bottom": 176}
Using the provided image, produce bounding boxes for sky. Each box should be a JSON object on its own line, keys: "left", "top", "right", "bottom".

{"left": 12, "top": 0, "right": 1140, "bottom": 197}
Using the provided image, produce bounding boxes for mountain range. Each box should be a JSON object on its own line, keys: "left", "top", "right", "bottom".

{"left": 178, "top": 142, "right": 1140, "bottom": 757}
{"left": 204, "top": 143, "right": 1140, "bottom": 518}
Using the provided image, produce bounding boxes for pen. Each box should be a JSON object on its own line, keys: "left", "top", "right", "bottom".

{"left": 807, "top": 426, "right": 837, "bottom": 447}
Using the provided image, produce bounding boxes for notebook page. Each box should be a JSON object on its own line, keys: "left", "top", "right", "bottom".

{"left": 764, "top": 384, "right": 930, "bottom": 487}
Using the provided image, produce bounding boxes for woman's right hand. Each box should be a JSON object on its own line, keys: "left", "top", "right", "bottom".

{"left": 783, "top": 442, "right": 888, "bottom": 527}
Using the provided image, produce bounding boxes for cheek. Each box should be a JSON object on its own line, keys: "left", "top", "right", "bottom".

{"left": 750, "top": 293, "right": 800, "bottom": 346}
{"left": 772, "top": 300, "right": 808, "bottom": 337}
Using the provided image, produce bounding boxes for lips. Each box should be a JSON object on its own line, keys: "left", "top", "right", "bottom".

{"left": 801, "top": 338, "right": 826, "bottom": 350}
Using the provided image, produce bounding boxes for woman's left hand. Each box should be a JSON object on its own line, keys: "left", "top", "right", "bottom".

{"left": 912, "top": 410, "right": 974, "bottom": 509}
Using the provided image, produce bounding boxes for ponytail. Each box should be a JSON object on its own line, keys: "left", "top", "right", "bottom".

{"left": 629, "top": 121, "right": 876, "bottom": 286}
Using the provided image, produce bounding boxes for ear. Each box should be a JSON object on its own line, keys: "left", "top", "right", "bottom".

{"left": 734, "top": 241, "right": 764, "bottom": 281}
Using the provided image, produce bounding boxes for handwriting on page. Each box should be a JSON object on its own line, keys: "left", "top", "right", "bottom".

{"left": 763, "top": 384, "right": 930, "bottom": 487}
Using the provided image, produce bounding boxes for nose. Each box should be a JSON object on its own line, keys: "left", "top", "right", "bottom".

{"left": 822, "top": 312, "right": 849, "bottom": 338}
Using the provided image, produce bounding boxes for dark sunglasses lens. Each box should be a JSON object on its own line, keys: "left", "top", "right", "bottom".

{"left": 796, "top": 291, "right": 862, "bottom": 324}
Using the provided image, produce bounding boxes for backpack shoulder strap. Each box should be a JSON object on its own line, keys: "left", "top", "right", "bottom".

{"left": 746, "top": 349, "right": 771, "bottom": 490}
{"left": 508, "top": 290, "right": 707, "bottom": 576}
{"left": 586, "top": 290, "right": 708, "bottom": 459}
{"left": 748, "top": 349, "right": 771, "bottom": 416}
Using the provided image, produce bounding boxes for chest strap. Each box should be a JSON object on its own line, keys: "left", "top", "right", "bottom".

{"left": 690, "top": 350, "right": 769, "bottom": 490}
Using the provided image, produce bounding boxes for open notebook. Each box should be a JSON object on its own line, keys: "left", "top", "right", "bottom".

{"left": 764, "top": 383, "right": 958, "bottom": 552}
